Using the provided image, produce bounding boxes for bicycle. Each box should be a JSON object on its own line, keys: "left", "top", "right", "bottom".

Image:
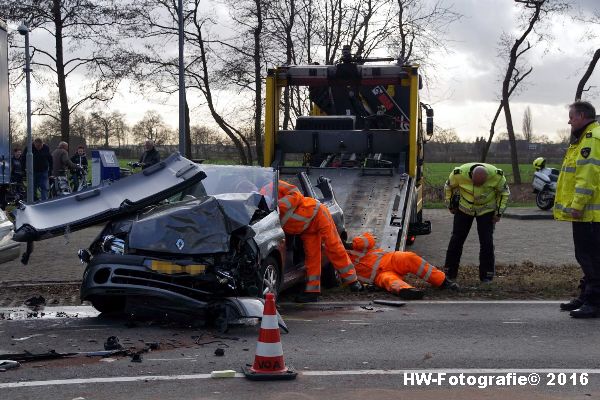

{"left": 71, "top": 167, "right": 89, "bottom": 192}
{"left": 49, "top": 170, "right": 73, "bottom": 199}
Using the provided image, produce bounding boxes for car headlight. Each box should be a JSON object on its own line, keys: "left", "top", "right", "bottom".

{"left": 101, "top": 235, "right": 125, "bottom": 255}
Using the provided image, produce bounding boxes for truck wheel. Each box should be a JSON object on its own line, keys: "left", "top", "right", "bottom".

{"left": 258, "top": 256, "right": 281, "bottom": 297}
{"left": 536, "top": 190, "right": 554, "bottom": 210}
{"left": 90, "top": 296, "right": 126, "bottom": 314}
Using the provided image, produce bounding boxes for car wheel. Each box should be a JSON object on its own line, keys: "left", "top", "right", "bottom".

{"left": 258, "top": 256, "right": 281, "bottom": 297}
{"left": 89, "top": 296, "right": 126, "bottom": 314}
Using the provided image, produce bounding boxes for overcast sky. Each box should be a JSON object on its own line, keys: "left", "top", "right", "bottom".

{"left": 427, "top": 0, "right": 599, "bottom": 141}
{"left": 8, "top": 0, "right": 600, "bottom": 143}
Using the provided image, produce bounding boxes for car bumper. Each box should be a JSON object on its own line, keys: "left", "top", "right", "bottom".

{"left": 0, "top": 221, "right": 21, "bottom": 264}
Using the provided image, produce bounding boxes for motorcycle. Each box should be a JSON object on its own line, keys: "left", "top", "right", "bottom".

{"left": 532, "top": 157, "right": 559, "bottom": 210}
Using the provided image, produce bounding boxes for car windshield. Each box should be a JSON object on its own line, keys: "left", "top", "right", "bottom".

{"left": 177, "top": 164, "right": 277, "bottom": 209}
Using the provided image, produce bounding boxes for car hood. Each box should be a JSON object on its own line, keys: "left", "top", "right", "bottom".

{"left": 127, "top": 192, "right": 269, "bottom": 254}
{"left": 13, "top": 153, "right": 206, "bottom": 242}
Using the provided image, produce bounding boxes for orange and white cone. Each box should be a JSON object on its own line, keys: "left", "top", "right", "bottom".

{"left": 243, "top": 293, "right": 297, "bottom": 381}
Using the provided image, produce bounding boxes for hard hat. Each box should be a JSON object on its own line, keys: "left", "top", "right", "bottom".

{"left": 533, "top": 157, "right": 546, "bottom": 171}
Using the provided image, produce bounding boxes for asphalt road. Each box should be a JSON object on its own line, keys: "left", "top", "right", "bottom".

{"left": 1, "top": 302, "right": 598, "bottom": 399}
{"left": 412, "top": 208, "right": 575, "bottom": 268}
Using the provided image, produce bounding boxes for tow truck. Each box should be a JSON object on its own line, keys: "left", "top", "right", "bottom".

{"left": 264, "top": 46, "right": 433, "bottom": 251}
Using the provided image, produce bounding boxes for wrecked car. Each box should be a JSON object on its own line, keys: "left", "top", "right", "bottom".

{"left": 12, "top": 154, "right": 345, "bottom": 322}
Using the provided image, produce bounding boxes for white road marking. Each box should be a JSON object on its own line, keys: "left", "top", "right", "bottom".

{"left": 3, "top": 369, "right": 600, "bottom": 388}
{"left": 12, "top": 334, "right": 43, "bottom": 341}
{"left": 415, "top": 300, "right": 563, "bottom": 304}
{"left": 502, "top": 321, "right": 525, "bottom": 324}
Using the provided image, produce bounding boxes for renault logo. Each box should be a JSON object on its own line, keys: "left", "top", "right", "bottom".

{"left": 176, "top": 239, "right": 185, "bottom": 250}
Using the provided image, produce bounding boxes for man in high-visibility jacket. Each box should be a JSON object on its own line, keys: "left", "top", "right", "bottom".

{"left": 346, "top": 232, "right": 458, "bottom": 299}
{"left": 275, "top": 180, "right": 363, "bottom": 302}
{"left": 554, "top": 101, "right": 600, "bottom": 319}
{"left": 443, "top": 162, "right": 510, "bottom": 282}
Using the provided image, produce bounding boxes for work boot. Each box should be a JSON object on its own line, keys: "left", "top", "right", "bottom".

{"left": 349, "top": 281, "right": 364, "bottom": 292}
{"left": 439, "top": 278, "right": 460, "bottom": 291}
{"left": 397, "top": 288, "right": 425, "bottom": 300}
{"left": 569, "top": 304, "right": 600, "bottom": 319}
{"left": 560, "top": 298, "right": 583, "bottom": 311}
{"left": 294, "top": 292, "right": 320, "bottom": 303}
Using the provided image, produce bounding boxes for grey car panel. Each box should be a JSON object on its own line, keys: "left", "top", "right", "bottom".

{"left": 13, "top": 154, "right": 205, "bottom": 242}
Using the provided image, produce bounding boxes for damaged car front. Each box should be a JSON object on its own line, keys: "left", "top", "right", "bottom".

{"left": 12, "top": 155, "right": 286, "bottom": 325}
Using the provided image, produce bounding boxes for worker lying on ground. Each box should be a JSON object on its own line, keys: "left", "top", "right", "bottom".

{"left": 269, "top": 180, "right": 363, "bottom": 303}
{"left": 345, "top": 232, "right": 459, "bottom": 299}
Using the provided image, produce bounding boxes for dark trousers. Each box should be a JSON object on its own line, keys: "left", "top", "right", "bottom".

{"left": 573, "top": 222, "right": 600, "bottom": 306}
{"left": 444, "top": 211, "right": 495, "bottom": 281}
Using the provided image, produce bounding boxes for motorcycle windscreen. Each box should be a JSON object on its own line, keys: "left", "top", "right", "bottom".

{"left": 13, "top": 153, "right": 207, "bottom": 242}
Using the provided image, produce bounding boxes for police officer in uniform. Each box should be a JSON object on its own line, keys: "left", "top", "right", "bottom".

{"left": 443, "top": 163, "right": 510, "bottom": 282}
{"left": 555, "top": 101, "right": 600, "bottom": 318}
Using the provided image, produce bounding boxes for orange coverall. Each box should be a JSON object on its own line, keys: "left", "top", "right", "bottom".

{"left": 276, "top": 180, "right": 359, "bottom": 293}
{"left": 348, "top": 232, "right": 445, "bottom": 294}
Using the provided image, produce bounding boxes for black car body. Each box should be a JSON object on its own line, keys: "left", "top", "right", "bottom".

{"left": 12, "top": 154, "right": 345, "bottom": 323}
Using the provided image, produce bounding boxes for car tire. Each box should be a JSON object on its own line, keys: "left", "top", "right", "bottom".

{"left": 89, "top": 296, "right": 126, "bottom": 314}
{"left": 258, "top": 256, "right": 281, "bottom": 297}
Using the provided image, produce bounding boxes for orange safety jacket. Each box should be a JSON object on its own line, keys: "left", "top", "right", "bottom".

{"left": 275, "top": 180, "right": 321, "bottom": 235}
{"left": 348, "top": 232, "right": 444, "bottom": 287}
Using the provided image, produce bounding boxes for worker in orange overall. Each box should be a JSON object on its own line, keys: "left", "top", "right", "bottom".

{"left": 346, "top": 232, "right": 458, "bottom": 299}
{"left": 275, "top": 180, "right": 363, "bottom": 302}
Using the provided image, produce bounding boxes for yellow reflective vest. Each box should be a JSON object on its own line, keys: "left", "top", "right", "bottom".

{"left": 554, "top": 121, "right": 600, "bottom": 222}
{"left": 444, "top": 162, "right": 510, "bottom": 217}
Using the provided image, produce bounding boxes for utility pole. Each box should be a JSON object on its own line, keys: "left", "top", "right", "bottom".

{"left": 178, "top": 0, "right": 186, "bottom": 156}
{"left": 17, "top": 22, "right": 33, "bottom": 203}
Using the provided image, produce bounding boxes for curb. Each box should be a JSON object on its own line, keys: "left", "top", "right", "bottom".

{"left": 0, "top": 281, "right": 81, "bottom": 288}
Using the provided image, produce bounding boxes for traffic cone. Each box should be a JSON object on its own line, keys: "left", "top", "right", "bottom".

{"left": 243, "top": 293, "right": 297, "bottom": 381}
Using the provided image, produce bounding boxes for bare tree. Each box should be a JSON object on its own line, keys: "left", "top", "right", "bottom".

{"left": 3, "top": 0, "right": 130, "bottom": 144}
{"left": 389, "top": 0, "right": 461, "bottom": 67}
{"left": 575, "top": 49, "right": 600, "bottom": 100}
{"left": 522, "top": 106, "right": 533, "bottom": 142}
{"left": 90, "top": 110, "right": 127, "bottom": 148}
{"left": 131, "top": 110, "right": 173, "bottom": 145}
{"left": 488, "top": 0, "right": 568, "bottom": 184}
{"left": 555, "top": 128, "right": 571, "bottom": 145}
{"left": 431, "top": 125, "right": 458, "bottom": 158}
{"left": 431, "top": 125, "right": 459, "bottom": 144}
{"left": 127, "top": 0, "right": 253, "bottom": 164}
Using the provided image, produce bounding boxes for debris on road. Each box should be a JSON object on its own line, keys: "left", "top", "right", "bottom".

{"left": 214, "top": 348, "right": 225, "bottom": 357}
{"left": 0, "top": 360, "right": 20, "bottom": 371}
{"left": 104, "top": 336, "right": 123, "bottom": 351}
{"left": 211, "top": 370, "right": 236, "bottom": 378}
{"left": 0, "top": 350, "right": 76, "bottom": 363}
{"left": 24, "top": 295, "right": 46, "bottom": 308}
{"left": 373, "top": 299, "right": 406, "bottom": 307}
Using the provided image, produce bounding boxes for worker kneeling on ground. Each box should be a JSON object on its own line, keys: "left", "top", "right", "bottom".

{"left": 274, "top": 180, "right": 363, "bottom": 303}
{"left": 346, "top": 232, "right": 458, "bottom": 299}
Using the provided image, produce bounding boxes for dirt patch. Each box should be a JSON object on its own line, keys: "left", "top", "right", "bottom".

{"left": 0, "top": 262, "right": 582, "bottom": 307}
{"left": 0, "top": 283, "right": 81, "bottom": 307}
{"left": 282, "top": 262, "right": 582, "bottom": 302}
